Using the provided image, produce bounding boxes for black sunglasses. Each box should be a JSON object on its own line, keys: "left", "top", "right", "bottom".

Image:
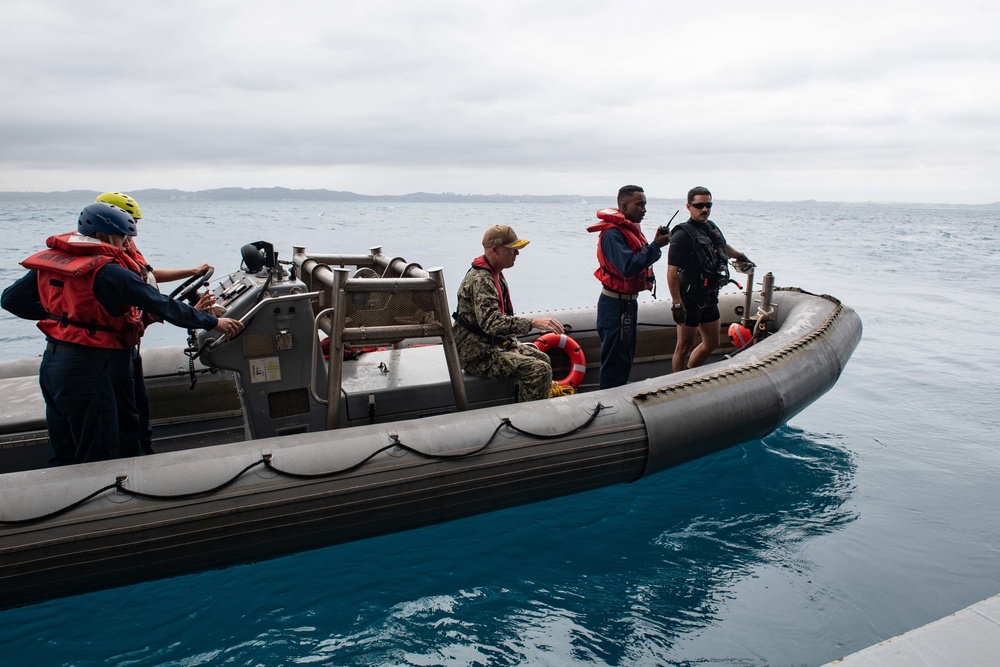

{"left": 690, "top": 202, "right": 713, "bottom": 210}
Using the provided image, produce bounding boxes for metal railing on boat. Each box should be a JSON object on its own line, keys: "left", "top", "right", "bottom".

{"left": 292, "top": 245, "right": 469, "bottom": 429}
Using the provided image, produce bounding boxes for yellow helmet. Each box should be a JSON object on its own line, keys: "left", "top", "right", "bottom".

{"left": 95, "top": 191, "right": 142, "bottom": 220}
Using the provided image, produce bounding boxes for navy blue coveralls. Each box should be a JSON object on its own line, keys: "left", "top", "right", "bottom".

{"left": 1, "top": 263, "right": 218, "bottom": 466}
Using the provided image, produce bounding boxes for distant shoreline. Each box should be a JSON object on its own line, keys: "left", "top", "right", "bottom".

{"left": 0, "top": 187, "right": 996, "bottom": 209}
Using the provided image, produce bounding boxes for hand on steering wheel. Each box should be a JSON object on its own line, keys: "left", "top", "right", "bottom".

{"left": 169, "top": 267, "right": 214, "bottom": 304}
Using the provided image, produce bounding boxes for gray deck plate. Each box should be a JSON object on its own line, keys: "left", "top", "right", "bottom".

{"left": 823, "top": 594, "right": 1000, "bottom": 666}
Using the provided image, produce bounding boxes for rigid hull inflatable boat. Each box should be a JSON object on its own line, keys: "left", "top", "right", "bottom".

{"left": 0, "top": 242, "right": 862, "bottom": 609}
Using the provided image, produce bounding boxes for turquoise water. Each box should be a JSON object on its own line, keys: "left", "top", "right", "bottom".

{"left": 1, "top": 199, "right": 998, "bottom": 666}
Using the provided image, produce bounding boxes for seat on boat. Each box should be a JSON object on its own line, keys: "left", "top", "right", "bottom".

{"left": 340, "top": 345, "right": 516, "bottom": 426}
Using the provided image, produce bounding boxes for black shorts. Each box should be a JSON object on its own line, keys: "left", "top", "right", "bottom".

{"left": 683, "top": 300, "right": 720, "bottom": 327}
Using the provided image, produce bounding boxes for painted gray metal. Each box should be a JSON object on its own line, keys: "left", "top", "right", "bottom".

{"left": 821, "top": 594, "right": 1000, "bottom": 666}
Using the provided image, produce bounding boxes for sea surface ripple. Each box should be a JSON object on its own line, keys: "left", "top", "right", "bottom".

{"left": 0, "top": 199, "right": 997, "bottom": 666}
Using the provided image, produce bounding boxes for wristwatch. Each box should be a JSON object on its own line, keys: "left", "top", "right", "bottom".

{"left": 672, "top": 304, "right": 683, "bottom": 309}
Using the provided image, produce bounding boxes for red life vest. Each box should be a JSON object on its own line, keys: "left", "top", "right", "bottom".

{"left": 123, "top": 238, "right": 163, "bottom": 328}
{"left": 471, "top": 255, "right": 514, "bottom": 314}
{"left": 21, "top": 233, "right": 144, "bottom": 349}
{"left": 587, "top": 208, "right": 655, "bottom": 294}
{"left": 123, "top": 238, "right": 154, "bottom": 285}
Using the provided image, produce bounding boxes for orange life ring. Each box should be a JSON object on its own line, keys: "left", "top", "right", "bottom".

{"left": 533, "top": 333, "right": 587, "bottom": 388}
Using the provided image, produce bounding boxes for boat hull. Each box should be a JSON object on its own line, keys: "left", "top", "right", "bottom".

{"left": 0, "top": 289, "right": 861, "bottom": 610}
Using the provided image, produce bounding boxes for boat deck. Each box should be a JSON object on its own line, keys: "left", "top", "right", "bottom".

{"left": 822, "top": 594, "right": 1000, "bottom": 666}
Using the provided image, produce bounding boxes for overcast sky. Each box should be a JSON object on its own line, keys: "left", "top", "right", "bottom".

{"left": 2, "top": 0, "right": 997, "bottom": 203}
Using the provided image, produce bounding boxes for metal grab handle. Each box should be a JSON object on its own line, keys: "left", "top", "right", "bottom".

{"left": 200, "top": 291, "right": 322, "bottom": 360}
{"left": 741, "top": 268, "right": 755, "bottom": 329}
{"left": 309, "top": 307, "right": 335, "bottom": 406}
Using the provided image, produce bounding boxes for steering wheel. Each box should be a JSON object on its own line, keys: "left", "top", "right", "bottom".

{"left": 169, "top": 267, "right": 214, "bottom": 303}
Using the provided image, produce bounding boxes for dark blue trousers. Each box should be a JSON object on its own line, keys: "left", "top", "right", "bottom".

{"left": 39, "top": 343, "right": 124, "bottom": 465}
{"left": 132, "top": 349, "right": 154, "bottom": 454}
{"left": 596, "top": 293, "right": 639, "bottom": 389}
{"left": 111, "top": 347, "right": 144, "bottom": 458}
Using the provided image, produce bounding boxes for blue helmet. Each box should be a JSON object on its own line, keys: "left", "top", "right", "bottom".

{"left": 78, "top": 202, "right": 137, "bottom": 237}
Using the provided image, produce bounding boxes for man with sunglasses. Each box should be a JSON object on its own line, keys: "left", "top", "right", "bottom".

{"left": 667, "top": 186, "right": 753, "bottom": 372}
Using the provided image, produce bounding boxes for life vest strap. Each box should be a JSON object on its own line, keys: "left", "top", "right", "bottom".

{"left": 452, "top": 311, "right": 516, "bottom": 349}
{"left": 46, "top": 312, "right": 118, "bottom": 336}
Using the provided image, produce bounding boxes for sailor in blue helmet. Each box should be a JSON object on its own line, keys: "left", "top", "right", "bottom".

{"left": 96, "top": 191, "right": 215, "bottom": 457}
{"left": 1, "top": 203, "right": 243, "bottom": 466}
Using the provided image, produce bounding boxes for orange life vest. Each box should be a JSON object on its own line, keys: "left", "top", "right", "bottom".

{"left": 123, "top": 238, "right": 162, "bottom": 328}
{"left": 123, "top": 238, "right": 154, "bottom": 285}
{"left": 587, "top": 208, "right": 655, "bottom": 294}
{"left": 21, "top": 233, "right": 144, "bottom": 349}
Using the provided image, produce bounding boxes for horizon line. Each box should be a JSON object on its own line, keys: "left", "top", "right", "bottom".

{"left": 0, "top": 187, "right": 997, "bottom": 208}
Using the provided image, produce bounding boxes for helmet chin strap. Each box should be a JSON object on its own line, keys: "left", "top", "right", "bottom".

{"left": 94, "top": 232, "right": 125, "bottom": 248}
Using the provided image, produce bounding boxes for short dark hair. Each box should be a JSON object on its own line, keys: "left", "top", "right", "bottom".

{"left": 618, "top": 185, "right": 644, "bottom": 207}
{"left": 687, "top": 186, "right": 711, "bottom": 204}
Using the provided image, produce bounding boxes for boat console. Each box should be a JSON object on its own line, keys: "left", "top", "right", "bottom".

{"left": 196, "top": 242, "right": 328, "bottom": 439}
{"left": 195, "top": 242, "right": 480, "bottom": 440}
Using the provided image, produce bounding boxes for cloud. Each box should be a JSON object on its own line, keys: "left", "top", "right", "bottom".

{"left": 0, "top": 0, "right": 998, "bottom": 202}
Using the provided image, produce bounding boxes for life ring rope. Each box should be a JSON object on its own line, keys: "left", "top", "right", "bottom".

{"left": 533, "top": 333, "right": 587, "bottom": 388}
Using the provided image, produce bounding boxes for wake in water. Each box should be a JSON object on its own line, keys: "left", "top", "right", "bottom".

{"left": 1, "top": 199, "right": 997, "bottom": 666}
{"left": 2, "top": 427, "right": 854, "bottom": 667}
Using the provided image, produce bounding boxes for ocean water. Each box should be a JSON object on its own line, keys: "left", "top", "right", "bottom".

{"left": 0, "top": 198, "right": 998, "bottom": 666}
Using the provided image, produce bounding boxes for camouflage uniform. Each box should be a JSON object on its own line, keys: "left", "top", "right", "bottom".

{"left": 454, "top": 257, "right": 552, "bottom": 401}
